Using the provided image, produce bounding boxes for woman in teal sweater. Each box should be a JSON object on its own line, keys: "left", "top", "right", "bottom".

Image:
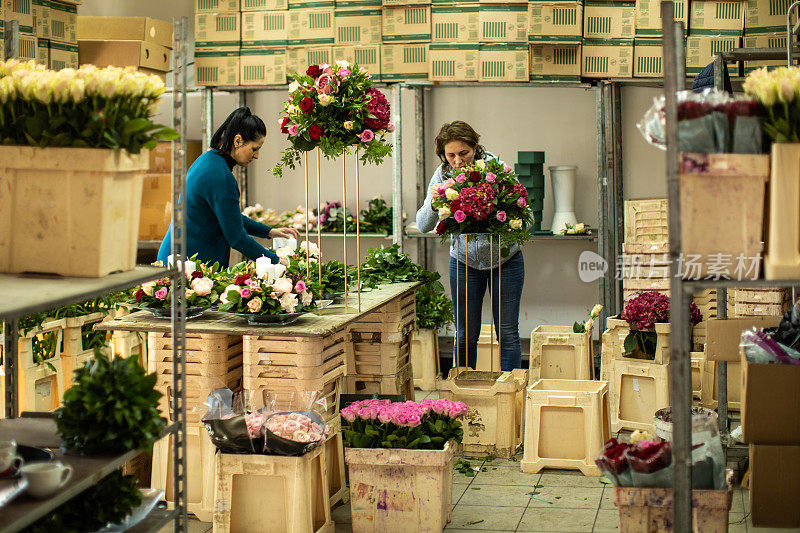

{"left": 158, "top": 107, "right": 298, "bottom": 267}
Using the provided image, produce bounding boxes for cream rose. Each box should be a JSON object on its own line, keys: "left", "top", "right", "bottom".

{"left": 509, "top": 219, "right": 523, "bottom": 230}
{"left": 248, "top": 297, "right": 263, "bottom": 313}
{"left": 280, "top": 292, "right": 298, "bottom": 313}
{"left": 445, "top": 188, "right": 459, "bottom": 201}
{"left": 438, "top": 207, "right": 451, "bottom": 220}
{"left": 272, "top": 277, "right": 294, "bottom": 295}
{"left": 191, "top": 277, "right": 214, "bottom": 297}
{"left": 219, "top": 284, "right": 240, "bottom": 304}
{"left": 142, "top": 281, "right": 156, "bottom": 297}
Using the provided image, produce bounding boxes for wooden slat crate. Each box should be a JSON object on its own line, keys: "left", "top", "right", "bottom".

{"left": 342, "top": 362, "right": 413, "bottom": 399}
{"left": 346, "top": 325, "right": 413, "bottom": 376}
{"left": 348, "top": 291, "right": 416, "bottom": 344}
{"left": 243, "top": 329, "right": 347, "bottom": 381}
{"left": 735, "top": 288, "right": 789, "bottom": 305}
{"left": 624, "top": 198, "right": 668, "bottom": 243}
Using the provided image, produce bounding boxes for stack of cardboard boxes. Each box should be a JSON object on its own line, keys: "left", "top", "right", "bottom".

{"left": 743, "top": 0, "right": 790, "bottom": 73}
{"left": 382, "top": 0, "right": 430, "bottom": 81}
{"left": 528, "top": 1, "right": 583, "bottom": 81}
{"left": 194, "top": 1, "right": 242, "bottom": 85}
{"left": 3, "top": 0, "right": 79, "bottom": 66}
{"left": 2, "top": 0, "right": 36, "bottom": 62}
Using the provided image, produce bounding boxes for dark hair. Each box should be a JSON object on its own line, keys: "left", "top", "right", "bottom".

{"left": 211, "top": 107, "right": 266, "bottom": 155}
{"left": 435, "top": 121, "right": 486, "bottom": 169}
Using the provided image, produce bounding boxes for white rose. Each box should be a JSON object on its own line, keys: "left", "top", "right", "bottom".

{"left": 300, "top": 241, "right": 320, "bottom": 257}
{"left": 445, "top": 188, "right": 459, "bottom": 201}
{"left": 191, "top": 277, "right": 214, "bottom": 297}
{"left": 272, "top": 277, "right": 294, "bottom": 295}
{"left": 248, "top": 297, "right": 263, "bottom": 313}
{"left": 509, "top": 219, "right": 523, "bottom": 230}
{"left": 438, "top": 207, "right": 451, "bottom": 220}
{"left": 336, "top": 59, "right": 350, "bottom": 69}
{"left": 344, "top": 120, "right": 354, "bottom": 130}
{"left": 300, "top": 289, "right": 313, "bottom": 307}
{"left": 575, "top": 223, "right": 586, "bottom": 232}
{"left": 475, "top": 159, "right": 486, "bottom": 169}
{"left": 590, "top": 304, "right": 603, "bottom": 318}
{"left": 585, "top": 318, "right": 594, "bottom": 331}
{"left": 318, "top": 93, "right": 334, "bottom": 106}
{"left": 279, "top": 292, "right": 298, "bottom": 313}
{"left": 288, "top": 81, "right": 300, "bottom": 93}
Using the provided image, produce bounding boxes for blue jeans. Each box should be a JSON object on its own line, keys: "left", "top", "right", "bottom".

{"left": 449, "top": 251, "right": 525, "bottom": 371}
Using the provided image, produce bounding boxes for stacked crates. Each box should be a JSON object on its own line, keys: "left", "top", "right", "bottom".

{"left": 516, "top": 151, "right": 545, "bottom": 232}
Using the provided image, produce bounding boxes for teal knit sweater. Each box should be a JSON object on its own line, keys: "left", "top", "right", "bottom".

{"left": 158, "top": 150, "right": 278, "bottom": 267}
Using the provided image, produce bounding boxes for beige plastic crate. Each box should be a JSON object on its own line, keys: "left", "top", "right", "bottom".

{"left": 437, "top": 368, "right": 527, "bottom": 458}
{"left": 624, "top": 198, "right": 668, "bottom": 243}
{"left": 410, "top": 328, "right": 441, "bottom": 391}
{"left": 529, "top": 325, "right": 593, "bottom": 383}
{"left": 606, "top": 316, "right": 671, "bottom": 365}
{"left": 609, "top": 358, "right": 670, "bottom": 433}
{"left": 244, "top": 331, "right": 347, "bottom": 381}
{"left": 765, "top": 143, "right": 800, "bottom": 279}
{"left": 17, "top": 318, "right": 68, "bottom": 413}
{"left": 342, "top": 362, "right": 413, "bottom": 399}
{"left": 347, "top": 325, "right": 412, "bottom": 376}
{"left": 348, "top": 291, "right": 416, "bottom": 344}
{"left": 521, "top": 379, "right": 610, "bottom": 476}
{"left": 692, "top": 351, "right": 704, "bottom": 400}
{"left": 475, "top": 323, "right": 500, "bottom": 372}
{"left": 110, "top": 329, "right": 147, "bottom": 365}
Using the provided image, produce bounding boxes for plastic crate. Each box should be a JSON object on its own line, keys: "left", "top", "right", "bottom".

{"left": 410, "top": 329, "right": 441, "bottom": 391}
{"left": 609, "top": 358, "right": 670, "bottom": 433}
{"left": 623, "top": 198, "right": 668, "bottom": 244}
{"left": 343, "top": 362, "right": 413, "bottom": 399}
{"left": 529, "top": 325, "right": 593, "bottom": 383}
{"left": 244, "top": 330, "right": 347, "bottom": 381}
{"left": 347, "top": 324, "right": 413, "bottom": 376}
{"left": 606, "top": 317, "right": 671, "bottom": 365}
{"left": 347, "top": 290, "right": 416, "bottom": 344}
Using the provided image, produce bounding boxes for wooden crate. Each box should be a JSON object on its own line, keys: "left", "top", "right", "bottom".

{"left": 613, "top": 483, "right": 733, "bottom": 532}
{"left": 734, "top": 301, "right": 790, "bottom": 317}
{"left": 609, "top": 358, "right": 670, "bottom": 433}
{"left": 529, "top": 325, "right": 593, "bottom": 383}
{"left": 342, "top": 362, "right": 413, "bottom": 399}
{"left": 735, "top": 287, "right": 789, "bottom": 305}
{"left": 522, "top": 379, "right": 610, "bottom": 476}
{"left": 410, "top": 329, "right": 441, "bottom": 391}
{"left": 213, "top": 444, "right": 334, "bottom": 533}
{"left": 348, "top": 291, "right": 416, "bottom": 344}
{"left": 624, "top": 198, "right": 668, "bottom": 243}
{"left": 437, "top": 368, "right": 527, "bottom": 458}
{"left": 700, "top": 359, "right": 742, "bottom": 411}
{"left": 243, "top": 329, "right": 348, "bottom": 380}
{"left": 347, "top": 323, "right": 413, "bottom": 376}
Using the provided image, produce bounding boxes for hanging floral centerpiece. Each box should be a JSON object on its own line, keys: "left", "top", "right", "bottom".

{"left": 271, "top": 61, "right": 394, "bottom": 177}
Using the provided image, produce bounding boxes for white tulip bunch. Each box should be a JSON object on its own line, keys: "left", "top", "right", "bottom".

{"left": 744, "top": 66, "right": 800, "bottom": 107}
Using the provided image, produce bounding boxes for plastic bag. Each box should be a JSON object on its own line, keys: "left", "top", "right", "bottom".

{"left": 594, "top": 438, "right": 634, "bottom": 487}
{"left": 202, "top": 389, "right": 266, "bottom": 454}
{"left": 252, "top": 389, "right": 331, "bottom": 456}
{"left": 741, "top": 326, "right": 800, "bottom": 365}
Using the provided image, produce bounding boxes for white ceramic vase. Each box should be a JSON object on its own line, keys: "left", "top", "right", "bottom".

{"left": 549, "top": 165, "right": 578, "bottom": 233}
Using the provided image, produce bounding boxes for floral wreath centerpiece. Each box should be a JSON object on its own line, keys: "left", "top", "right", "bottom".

{"left": 271, "top": 61, "right": 393, "bottom": 177}
{"left": 216, "top": 264, "right": 319, "bottom": 317}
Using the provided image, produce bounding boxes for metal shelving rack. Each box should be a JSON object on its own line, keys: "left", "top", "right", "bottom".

{"left": 0, "top": 17, "right": 190, "bottom": 533}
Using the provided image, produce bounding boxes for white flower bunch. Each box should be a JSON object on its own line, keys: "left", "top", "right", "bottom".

{"left": 744, "top": 66, "right": 800, "bottom": 107}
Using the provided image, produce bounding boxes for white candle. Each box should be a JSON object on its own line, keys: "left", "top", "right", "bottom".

{"left": 285, "top": 237, "right": 297, "bottom": 251}
{"left": 273, "top": 264, "right": 287, "bottom": 279}
{"left": 256, "top": 256, "right": 273, "bottom": 279}
{"left": 273, "top": 237, "right": 288, "bottom": 249}
{"left": 166, "top": 254, "right": 175, "bottom": 267}
{"left": 184, "top": 260, "right": 196, "bottom": 274}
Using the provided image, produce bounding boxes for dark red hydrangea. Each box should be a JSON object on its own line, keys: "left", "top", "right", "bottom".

{"left": 621, "top": 291, "right": 702, "bottom": 330}
{"left": 435, "top": 221, "right": 448, "bottom": 235}
{"left": 458, "top": 183, "right": 495, "bottom": 221}
{"left": 299, "top": 97, "right": 314, "bottom": 114}
{"left": 309, "top": 124, "right": 324, "bottom": 140}
{"left": 677, "top": 101, "right": 711, "bottom": 121}
{"left": 135, "top": 288, "right": 144, "bottom": 302}
{"left": 364, "top": 87, "right": 390, "bottom": 130}
{"left": 234, "top": 274, "right": 251, "bottom": 285}
{"left": 280, "top": 117, "right": 290, "bottom": 134}
{"left": 306, "top": 65, "right": 322, "bottom": 78}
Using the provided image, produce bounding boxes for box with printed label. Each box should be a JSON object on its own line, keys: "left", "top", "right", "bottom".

{"left": 32, "top": 0, "right": 48, "bottom": 39}
{"left": 289, "top": 0, "right": 334, "bottom": 9}
{"left": 334, "top": 8, "right": 381, "bottom": 45}
{"left": 381, "top": 42, "right": 428, "bottom": 80}
{"left": 333, "top": 44, "right": 381, "bottom": 77}
{"left": 429, "top": 42, "right": 478, "bottom": 80}
{"left": 478, "top": 43, "right": 528, "bottom": 81}
{"left": 35, "top": 35, "right": 47, "bottom": 64}
{"left": 77, "top": 17, "right": 174, "bottom": 49}
{"left": 432, "top": 4, "right": 478, "bottom": 43}
{"left": 240, "top": 46, "right": 287, "bottom": 84}
{"left": 633, "top": 37, "right": 665, "bottom": 77}
{"left": 528, "top": 2, "right": 582, "bottom": 43}
{"left": 743, "top": 32, "right": 785, "bottom": 73}
{"left": 746, "top": 0, "right": 791, "bottom": 33}
{"left": 686, "top": 35, "right": 740, "bottom": 75}
{"left": 194, "top": 0, "right": 240, "bottom": 12}
{"left": 287, "top": 45, "right": 333, "bottom": 76}
{"left": 583, "top": 1, "right": 634, "bottom": 39}
{"left": 49, "top": 0, "right": 76, "bottom": 44}
{"left": 479, "top": 0, "right": 526, "bottom": 4}
{"left": 382, "top": 6, "right": 431, "bottom": 42}
{"left": 2, "top": 0, "right": 34, "bottom": 35}
{"left": 383, "top": 0, "right": 431, "bottom": 5}
{"left": 288, "top": 9, "right": 334, "bottom": 45}
{"left": 336, "top": 0, "right": 381, "bottom": 7}
{"left": 49, "top": 39, "right": 77, "bottom": 69}
{"left": 431, "top": 0, "right": 478, "bottom": 4}
{"left": 8, "top": 32, "right": 37, "bottom": 61}
{"left": 79, "top": 40, "right": 171, "bottom": 71}
{"left": 689, "top": 0, "right": 744, "bottom": 36}
{"left": 241, "top": 0, "right": 289, "bottom": 9}
{"left": 634, "top": 0, "right": 687, "bottom": 36}
{"left": 581, "top": 37, "right": 632, "bottom": 77}
{"left": 195, "top": 12, "right": 241, "bottom": 48}
{"left": 242, "top": 10, "right": 288, "bottom": 46}
{"left": 479, "top": 4, "right": 527, "bottom": 43}
{"left": 195, "top": 48, "right": 240, "bottom": 86}
{"left": 529, "top": 42, "right": 580, "bottom": 81}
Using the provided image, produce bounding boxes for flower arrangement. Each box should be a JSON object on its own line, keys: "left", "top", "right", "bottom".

{"left": 621, "top": 291, "right": 702, "bottom": 358}
{"left": 359, "top": 195, "right": 393, "bottom": 235}
{"left": 131, "top": 260, "right": 227, "bottom": 309}
{"left": 0, "top": 59, "right": 177, "bottom": 151}
{"left": 431, "top": 158, "right": 533, "bottom": 253}
{"left": 271, "top": 61, "right": 393, "bottom": 177}
{"left": 243, "top": 195, "right": 394, "bottom": 234}
{"left": 217, "top": 268, "right": 316, "bottom": 315}
{"left": 744, "top": 66, "right": 800, "bottom": 143}
{"left": 341, "top": 398, "right": 467, "bottom": 450}
{"left": 242, "top": 204, "right": 318, "bottom": 231}
{"left": 317, "top": 201, "right": 357, "bottom": 232}
{"left": 574, "top": 304, "right": 603, "bottom": 333}
{"left": 561, "top": 222, "right": 591, "bottom": 235}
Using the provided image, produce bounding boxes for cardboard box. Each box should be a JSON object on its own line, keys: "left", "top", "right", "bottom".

{"left": 706, "top": 317, "right": 781, "bottom": 362}
{"left": 582, "top": 37, "right": 632, "bottom": 77}
{"left": 288, "top": 8, "right": 334, "bottom": 45}
{"left": 333, "top": 44, "right": 381, "bottom": 77}
{"left": 241, "top": 0, "right": 288, "bottom": 10}
{"left": 478, "top": 43, "right": 528, "bottom": 81}
{"left": 286, "top": 45, "right": 333, "bottom": 76}
{"left": 633, "top": 37, "right": 663, "bottom": 77}
{"left": 429, "top": 42, "right": 478, "bottom": 80}
{"left": 240, "top": 46, "right": 287, "bottom": 84}
{"left": 634, "top": 0, "right": 687, "bottom": 37}
{"left": 48, "top": 0, "right": 76, "bottom": 44}
{"left": 689, "top": 0, "right": 745, "bottom": 36}
{"left": 148, "top": 141, "right": 204, "bottom": 174}
{"left": 479, "top": 0, "right": 527, "bottom": 4}
{"left": 49, "top": 39, "right": 77, "bottom": 69}
{"left": 241, "top": 10, "right": 288, "bottom": 46}
{"left": 479, "top": 4, "right": 527, "bottom": 43}
{"left": 431, "top": 5, "right": 478, "bottom": 43}
{"left": 529, "top": 42, "right": 581, "bottom": 81}
{"left": 742, "top": 354, "right": 800, "bottom": 444}
{"left": 334, "top": 8, "right": 381, "bottom": 45}
{"left": 194, "top": 47, "right": 240, "bottom": 85}
{"left": 528, "top": 2, "right": 583, "bottom": 43}
{"left": 2, "top": 0, "right": 34, "bottom": 34}
{"left": 336, "top": 0, "right": 381, "bottom": 7}
{"left": 743, "top": 32, "right": 786, "bottom": 74}
{"left": 686, "top": 35, "right": 740, "bottom": 75}
{"left": 32, "top": 0, "right": 48, "bottom": 39}
{"left": 745, "top": 0, "right": 790, "bottom": 32}
{"left": 78, "top": 40, "right": 171, "bottom": 72}
{"left": 381, "top": 42, "right": 428, "bottom": 80}
{"left": 431, "top": 0, "right": 478, "bottom": 4}
{"left": 382, "top": 5, "right": 431, "bottom": 42}
{"left": 382, "top": 0, "right": 431, "bottom": 5}
{"left": 750, "top": 444, "right": 800, "bottom": 528}
{"left": 35, "top": 35, "right": 47, "bottom": 65}
{"left": 77, "top": 17, "right": 174, "bottom": 49}
{"left": 8, "top": 31, "right": 37, "bottom": 61}
{"left": 195, "top": 11, "right": 241, "bottom": 48}
{"left": 583, "top": 0, "right": 635, "bottom": 39}
{"left": 194, "top": 0, "right": 240, "bottom": 12}
{"left": 289, "top": 0, "right": 334, "bottom": 9}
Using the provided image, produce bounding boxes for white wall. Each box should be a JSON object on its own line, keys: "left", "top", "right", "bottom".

{"left": 80, "top": 0, "right": 669, "bottom": 338}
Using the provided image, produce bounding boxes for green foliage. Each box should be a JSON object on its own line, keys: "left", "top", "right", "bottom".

{"left": 360, "top": 244, "right": 423, "bottom": 286}
{"left": 56, "top": 351, "right": 166, "bottom": 454}
{"left": 415, "top": 271, "right": 453, "bottom": 330}
{"left": 623, "top": 330, "right": 658, "bottom": 359}
{"left": 359, "top": 196, "right": 393, "bottom": 235}
{"left": 22, "top": 470, "right": 142, "bottom": 533}
{"left": 342, "top": 413, "right": 463, "bottom": 450}
{"left": 573, "top": 321, "right": 586, "bottom": 333}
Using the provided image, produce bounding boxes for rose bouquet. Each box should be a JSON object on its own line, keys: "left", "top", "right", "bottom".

{"left": 561, "top": 222, "right": 591, "bottom": 235}
{"left": 271, "top": 60, "right": 393, "bottom": 177}
{"left": 341, "top": 398, "right": 467, "bottom": 450}
{"left": 621, "top": 291, "right": 702, "bottom": 358}
{"left": 317, "top": 201, "right": 357, "bottom": 232}
{"left": 0, "top": 59, "right": 177, "bottom": 151}
{"left": 242, "top": 203, "right": 283, "bottom": 227}
{"left": 431, "top": 158, "right": 533, "bottom": 254}
{"left": 216, "top": 269, "right": 316, "bottom": 315}
{"left": 744, "top": 66, "right": 800, "bottom": 143}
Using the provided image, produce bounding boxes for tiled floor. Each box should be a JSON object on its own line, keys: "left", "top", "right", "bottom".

{"left": 165, "top": 389, "right": 800, "bottom": 532}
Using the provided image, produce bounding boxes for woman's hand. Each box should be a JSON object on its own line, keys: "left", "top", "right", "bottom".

{"left": 269, "top": 227, "right": 300, "bottom": 240}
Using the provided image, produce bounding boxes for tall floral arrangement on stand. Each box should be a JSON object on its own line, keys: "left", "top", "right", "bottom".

{"left": 271, "top": 61, "right": 393, "bottom": 177}
{"left": 621, "top": 291, "right": 702, "bottom": 358}
{"left": 744, "top": 66, "right": 800, "bottom": 143}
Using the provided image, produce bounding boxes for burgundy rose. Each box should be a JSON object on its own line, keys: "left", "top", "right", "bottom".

{"left": 299, "top": 97, "right": 315, "bottom": 114}
{"left": 309, "top": 124, "right": 324, "bottom": 141}
{"left": 234, "top": 274, "right": 251, "bottom": 285}
{"left": 135, "top": 288, "right": 144, "bottom": 303}
{"left": 280, "top": 117, "right": 290, "bottom": 134}
{"left": 191, "top": 270, "right": 203, "bottom": 280}
{"left": 469, "top": 171, "right": 480, "bottom": 181}
{"left": 306, "top": 65, "right": 322, "bottom": 79}
{"left": 436, "top": 221, "right": 447, "bottom": 235}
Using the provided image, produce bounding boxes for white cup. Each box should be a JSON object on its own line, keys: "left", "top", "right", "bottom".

{"left": 21, "top": 462, "right": 73, "bottom": 499}
{"left": 0, "top": 440, "right": 23, "bottom": 474}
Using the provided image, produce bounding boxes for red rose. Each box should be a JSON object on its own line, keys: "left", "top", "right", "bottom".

{"left": 450, "top": 199, "right": 461, "bottom": 212}
{"left": 191, "top": 270, "right": 203, "bottom": 280}
{"left": 306, "top": 65, "right": 322, "bottom": 79}
{"left": 135, "top": 288, "right": 144, "bottom": 302}
{"left": 436, "top": 221, "right": 447, "bottom": 235}
{"left": 234, "top": 274, "right": 251, "bottom": 285}
{"left": 299, "top": 97, "right": 314, "bottom": 114}
{"left": 280, "top": 117, "right": 290, "bottom": 134}
{"left": 469, "top": 171, "right": 480, "bottom": 181}
{"left": 308, "top": 124, "right": 324, "bottom": 140}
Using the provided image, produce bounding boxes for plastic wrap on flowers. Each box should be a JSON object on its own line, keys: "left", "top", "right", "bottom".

{"left": 202, "top": 389, "right": 265, "bottom": 454}
{"left": 264, "top": 410, "right": 329, "bottom": 456}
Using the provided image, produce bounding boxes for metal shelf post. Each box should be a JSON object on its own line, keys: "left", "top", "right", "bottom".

{"left": 392, "top": 84, "right": 403, "bottom": 250}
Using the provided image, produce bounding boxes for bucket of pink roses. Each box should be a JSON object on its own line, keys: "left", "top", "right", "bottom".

{"left": 341, "top": 398, "right": 467, "bottom": 533}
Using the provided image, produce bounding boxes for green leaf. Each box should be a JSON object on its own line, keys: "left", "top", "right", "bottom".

{"left": 623, "top": 332, "right": 639, "bottom": 355}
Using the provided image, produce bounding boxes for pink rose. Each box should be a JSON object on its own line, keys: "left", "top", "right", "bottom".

{"left": 406, "top": 413, "right": 422, "bottom": 427}
{"left": 504, "top": 164, "right": 513, "bottom": 172}
{"left": 288, "top": 125, "right": 299, "bottom": 135}
{"left": 454, "top": 210, "right": 467, "bottom": 223}
{"left": 456, "top": 173, "right": 466, "bottom": 183}
{"left": 358, "top": 129, "right": 374, "bottom": 142}
{"left": 342, "top": 408, "right": 356, "bottom": 423}
{"left": 247, "top": 297, "right": 262, "bottom": 313}
{"left": 496, "top": 210, "right": 507, "bottom": 222}
{"left": 486, "top": 172, "right": 496, "bottom": 182}
{"left": 517, "top": 197, "right": 527, "bottom": 208}
{"left": 338, "top": 68, "right": 351, "bottom": 79}
{"left": 155, "top": 287, "right": 168, "bottom": 300}
{"left": 240, "top": 287, "right": 252, "bottom": 299}
{"left": 387, "top": 123, "right": 395, "bottom": 132}
{"left": 295, "top": 280, "right": 307, "bottom": 293}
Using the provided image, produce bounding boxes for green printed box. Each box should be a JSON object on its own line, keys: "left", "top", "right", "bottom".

{"left": 334, "top": 8, "right": 381, "bottom": 45}
{"left": 528, "top": 2, "right": 582, "bottom": 43}
{"left": 429, "top": 42, "right": 479, "bottom": 80}
{"left": 382, "top": 5, "right": 431, "bottom": 42}
{"left": 431, "top": 4, "right": 479, "bottom": 43}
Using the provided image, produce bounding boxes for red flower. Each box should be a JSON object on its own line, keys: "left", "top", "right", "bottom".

{"left": 191, "top": 270, "right": 203, "bottom": 280}
{"left": 299, "top": 97, "right": 314, "bottom": 114}
{"left": 280, "top": 117, "right": 290, "bottom": 134}
{"left": 135, "top": 288, "right": 144, "bottom": 302}
{"left": 450, "top": 199, "right": 461, "bottom": 212}
{"left": 469, "top": 171, "right": 480, "bottom": 181}
{"left": 436, "top": 221, "right": 447, "bottom": 235}
{"left": 234, "top": 274, "right": 251, "bottom": 285}
{"left": 306, "top": 65, "right": 322, "bottom": 79}
{"left": 364, "top": 87, "right": 390, "bottom": 130}
{"left": 309, "top": 124, "right": 324, "bottom": 140}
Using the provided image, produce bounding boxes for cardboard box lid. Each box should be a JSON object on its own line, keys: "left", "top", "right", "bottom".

{"left": 706, "top": 317, "right": 781, "bottom": 361}
{"left": 742, "top": 353, "right": 800, "bottom": 444}
{"left": 78, "top": 40, "right": 171, "bottom": 72}
{"left": 77, "top": 17, "right": 174, "bottom": 49}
